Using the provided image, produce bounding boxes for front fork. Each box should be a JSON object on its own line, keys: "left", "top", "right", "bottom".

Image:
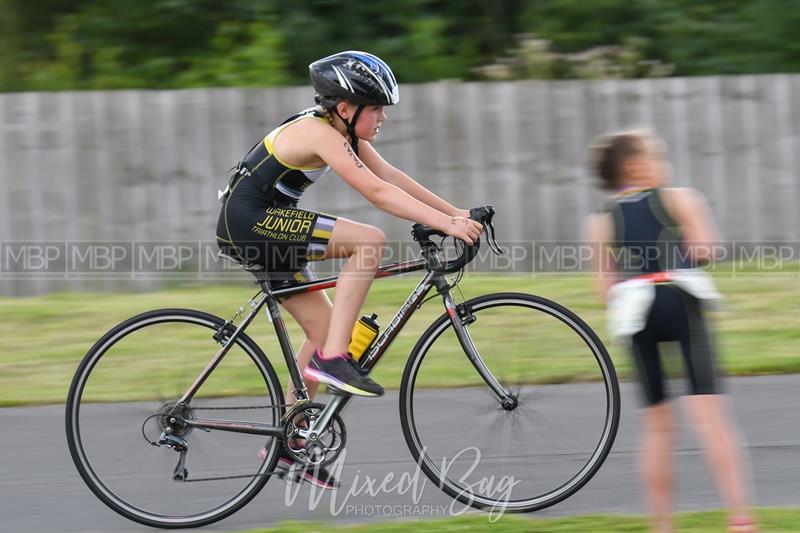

{"left": 438, "top": 282, "right": 516, "bottom": 409}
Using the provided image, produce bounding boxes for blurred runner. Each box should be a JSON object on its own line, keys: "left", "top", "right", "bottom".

{"left": 583, "top": 129, "right": 757, "bottom": 533}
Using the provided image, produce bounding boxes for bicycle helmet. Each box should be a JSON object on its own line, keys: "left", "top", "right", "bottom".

{"left": 310, "top": 51, "right": 399, "bottom": 108}
{"left": 309, "top": 51, "right": 399, "bottom": 154}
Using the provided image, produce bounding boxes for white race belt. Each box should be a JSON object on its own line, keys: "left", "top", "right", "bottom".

{"left": 606, "top": 269, "right": 722, "bottom": 340}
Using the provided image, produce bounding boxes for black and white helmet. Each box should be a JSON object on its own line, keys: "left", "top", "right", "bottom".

{"left": 309, "top": 51, "right": 400, "bottom": 108}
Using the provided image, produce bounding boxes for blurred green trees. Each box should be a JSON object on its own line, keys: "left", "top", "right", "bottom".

{"left": 1, "top": 0, "right": 798, "bottom": 91}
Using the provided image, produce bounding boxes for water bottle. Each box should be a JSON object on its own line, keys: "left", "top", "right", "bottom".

{"left": 348, "top": 313, "right": 379, "bottom": 362}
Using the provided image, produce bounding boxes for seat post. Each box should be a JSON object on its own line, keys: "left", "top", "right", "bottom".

{"left": 251, "top": 270, "right": 272, "bottom": 294}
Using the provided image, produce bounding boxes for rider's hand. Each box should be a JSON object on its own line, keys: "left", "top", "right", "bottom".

{"left": 444, "top": 216, "right": 483, "bottom": 245}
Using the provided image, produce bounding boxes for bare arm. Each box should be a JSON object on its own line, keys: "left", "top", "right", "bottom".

{"left": 358, "top": 141, "right": 468, "bottom": 217}
{"left": 308, "top": 121, "right": 482, "bottom": 243}
{"left": 661, "top": 187, "right": 720, "bottom": 266}
{"left": 583, "top": 212, "right": 617, "bottom": 304}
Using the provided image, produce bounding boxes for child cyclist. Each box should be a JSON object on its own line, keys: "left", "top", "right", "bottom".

{"left": 217, "top": 51, "right": 482, "bottom": 487}
{"left": 583, "top": 130, "right": 757, "bottom": 533}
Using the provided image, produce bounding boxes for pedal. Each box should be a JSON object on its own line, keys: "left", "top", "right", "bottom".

{"left": 278, "top": 463, "right": 303, "bottom": 485}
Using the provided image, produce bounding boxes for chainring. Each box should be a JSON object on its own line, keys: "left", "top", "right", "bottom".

{"left": 281, "top": 402, "right": 346, "bottom": 467}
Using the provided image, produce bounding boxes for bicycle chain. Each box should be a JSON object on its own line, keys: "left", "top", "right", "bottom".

{"left": 160, "top": 402, "right": 317, "bottom": 482}
{"left": 191, "top": 404, "right": 285, "bottom": 411}
{"left": 167, "top": 403, "right": 291, "bottom": 482}
{"left": 183, "top": 469, "right": 283, "bottom": 483}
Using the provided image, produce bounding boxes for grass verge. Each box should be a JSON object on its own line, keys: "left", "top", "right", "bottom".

{"left": 236, "top": 508, "right": 800, "bottom": 532}
{"left": 1, "top": 272, "right": 798, "bottom": 406}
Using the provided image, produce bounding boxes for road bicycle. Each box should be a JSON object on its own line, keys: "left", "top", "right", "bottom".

{"left": 66, "top": 206, "right": 620, "bottom": 528}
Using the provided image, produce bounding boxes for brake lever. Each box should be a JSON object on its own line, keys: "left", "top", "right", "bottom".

{"left": 469, "top": 206, "right": 503, "bottom": 256}
{"left": 484, "top": 220, "right": 504, "bottom": 255}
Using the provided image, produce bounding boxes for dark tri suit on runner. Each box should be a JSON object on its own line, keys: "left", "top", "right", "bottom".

{"left": 606, "top": 188, "right": 719, "bottom": 405}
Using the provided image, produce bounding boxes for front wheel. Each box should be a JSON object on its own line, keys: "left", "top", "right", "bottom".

{"left": 399, "top": 292, "right": 619, "bottom": 513}
{"left": 65, "top": 308, "right": 285, "bottom": 529}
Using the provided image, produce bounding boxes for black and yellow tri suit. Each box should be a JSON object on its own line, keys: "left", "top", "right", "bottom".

{"left": 217, "top": 107, "right": 338, "bottom": 288}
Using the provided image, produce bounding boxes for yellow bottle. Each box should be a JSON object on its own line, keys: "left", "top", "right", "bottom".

{"left": 348, "top": 313, "right": 379, "bottom": 361}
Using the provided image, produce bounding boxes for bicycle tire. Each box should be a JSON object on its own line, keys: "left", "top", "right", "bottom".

{"left": 65, "top": 308, "right": 284, "bottom": 529}
{"left": 399, "top": 292, "right": 619, "bottom": 513}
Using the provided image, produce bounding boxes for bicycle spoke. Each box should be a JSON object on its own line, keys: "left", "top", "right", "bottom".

{"left": 401, "top": 293, "right": 619, "bottom": 512}
{"left": 66, "top": 310, "right": 284, "bottom": 528}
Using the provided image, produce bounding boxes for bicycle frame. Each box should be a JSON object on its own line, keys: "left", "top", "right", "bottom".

{"left": 178, "top": 251, "right": 513, "bottom": 441}
{"left": 67, "top": 203, "right": 619, "bottom": 525}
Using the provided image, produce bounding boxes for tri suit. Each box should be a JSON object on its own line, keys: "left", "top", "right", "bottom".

{"left": 606, "top": 188, "right": 720, "bottom": 405}
{"left": 217, "top": 107, "right": 338, "bottom": 291}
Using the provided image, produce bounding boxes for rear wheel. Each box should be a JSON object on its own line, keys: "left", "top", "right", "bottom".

{"left": 65, "top": 308, "right": 284, "bottom": 528}
{"left": 400, "top": 292, "right": 619, "bottom": 513}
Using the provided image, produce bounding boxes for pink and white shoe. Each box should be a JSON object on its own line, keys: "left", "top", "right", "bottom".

{"left": 303, "top": 350, "right": 384, "bottom": 397}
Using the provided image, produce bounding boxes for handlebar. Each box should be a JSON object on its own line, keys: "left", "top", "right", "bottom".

{"left": 411, "top": 205, "right": 504, "bottom": 274}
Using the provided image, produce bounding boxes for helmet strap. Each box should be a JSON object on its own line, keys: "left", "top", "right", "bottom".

{"left": 333, "top": 104, "right": 365, "bottom": 156}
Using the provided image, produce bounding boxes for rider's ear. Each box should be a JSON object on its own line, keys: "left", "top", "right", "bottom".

{"left": 335, "top": 101, "right": 350, "bottom": 120}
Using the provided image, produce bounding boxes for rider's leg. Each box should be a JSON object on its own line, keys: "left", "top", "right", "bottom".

{"left": 280, "top": 289, "right": 333, "bottom": 404}
{"left": 318, "top": 218, "right": 385, "bottom": 357}
{"left": 261, "top": 288, "right": 340, "bottom": 489}
{"left": 295, "top": 218, "right": 385, "bottom": 397}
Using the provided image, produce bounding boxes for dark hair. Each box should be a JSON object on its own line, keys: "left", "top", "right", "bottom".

{"left": 591, "top": 131, "right": 648, "bottom": 190}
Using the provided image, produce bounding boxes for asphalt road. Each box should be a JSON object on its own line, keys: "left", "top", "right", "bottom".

{"left": 2, "top": 375, "right": 798, "bottom": 533}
